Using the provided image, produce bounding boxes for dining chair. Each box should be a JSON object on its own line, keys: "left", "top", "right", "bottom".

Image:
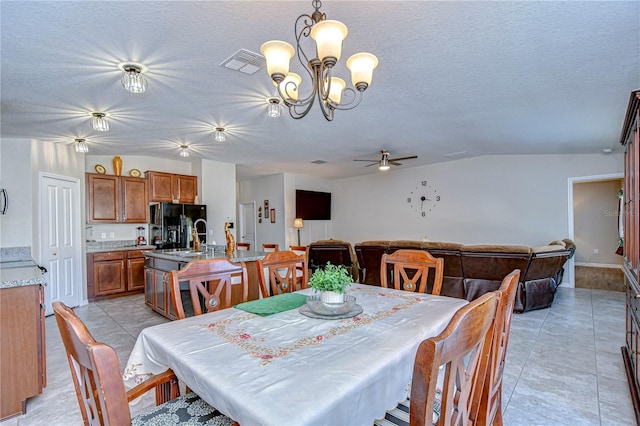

{"left": 380, "top": 249, "right": 444, "bottom": 295}
{"left": 474, "top": 269, "right": 520, "bottom": 426}
{"left": 376, "top": 292, "right": 497, "bottom": 426}
{"left": 289, "top": 245, "right": 307, "bottom": 256}
{"left": 52, "top": 301, "right": 234, "bottom": 426}
{"left": 257, "top": 250, "right": 307, "bottom": 298}
{"left": 262, "top": 243, "right": 279, "bottom": 252}
{"left": 169, "top": 258, "right": 248, "bottom": 320}
{"left": 236, "top": 242, "right": 251, "bottom": 251}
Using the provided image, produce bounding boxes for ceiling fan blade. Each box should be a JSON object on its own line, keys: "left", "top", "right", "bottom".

{"left": 389, "top": 161, "right": 403, "bottom": 166}
{"left": 353, "top": 159, "right": 378, "bottom": 162}
{"left": 388, "top": 155, "right": 418, "bottom": 162}
{"left": 364, "top": 163, "right": 378, "bottom": 167}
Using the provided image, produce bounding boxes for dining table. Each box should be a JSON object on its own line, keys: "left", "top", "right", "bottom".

{"left": 124, "top": 283, "right": 468, "bottom": 426}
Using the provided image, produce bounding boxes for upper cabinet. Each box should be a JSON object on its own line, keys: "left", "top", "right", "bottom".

{"left": 146, "top": 171, "right": 197, "bottom": 204}
{"left": 621, "top": 89, "right": 639, "bottom": 279}
{"left": 86, "top": 174, "right": 148, "bottom": 223}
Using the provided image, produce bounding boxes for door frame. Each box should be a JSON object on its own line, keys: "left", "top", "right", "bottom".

{"left": 238, "top": 201, "right": 257, "bottom": 249}
{"left": 567, "top": 172, "right": 624, "bottom": 288}
{"left": 38, "top": 172, "right": 83, "bottom": 312}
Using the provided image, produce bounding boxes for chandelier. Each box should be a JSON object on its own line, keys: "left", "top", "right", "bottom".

{"left": 260, "top": 0, "right": 378, "bottom": 121}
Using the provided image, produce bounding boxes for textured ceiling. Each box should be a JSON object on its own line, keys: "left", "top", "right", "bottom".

{"left": 1, "top": 1, "right": 638, "bottom": 180}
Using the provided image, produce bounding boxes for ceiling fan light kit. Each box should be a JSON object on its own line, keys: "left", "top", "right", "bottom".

{"left": 260, "top": 0, "right": 378, "bottom": 121}
{"left": 354, "top": 150, "right": 418, "bottom": 171}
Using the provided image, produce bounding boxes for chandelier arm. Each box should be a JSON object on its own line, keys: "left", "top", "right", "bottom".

{"left": 330, "top": 88, "right": 364, "bottom": 111}
{"left": 316, "top": 94, "right": 335, "bottom": 121}
{"left": 319, "top": 65, "right": 332, "bottom": 102}
{"left": 288, "top": 97, "right": 317, "bottom": 119}
{"left": 294, "top": 14, "right": 315, "bottom": 74}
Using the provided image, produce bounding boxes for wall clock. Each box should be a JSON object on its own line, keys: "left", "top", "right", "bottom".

{"left": 408, "top": 180, "right": 440, "bottom": 217}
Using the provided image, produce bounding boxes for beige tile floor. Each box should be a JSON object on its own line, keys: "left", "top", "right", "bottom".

{"left": 0, "top": 287, "right": 635, "bottom": 425}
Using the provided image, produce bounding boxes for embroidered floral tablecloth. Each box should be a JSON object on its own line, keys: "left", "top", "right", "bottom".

{"left": 124, "top": 284, "right": 467, "bottom": 426}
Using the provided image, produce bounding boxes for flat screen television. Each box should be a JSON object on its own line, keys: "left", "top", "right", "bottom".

{"left": 296, "top": 190, "right": 331, "bottom": 220}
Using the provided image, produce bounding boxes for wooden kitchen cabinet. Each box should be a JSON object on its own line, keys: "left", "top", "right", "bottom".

{"left": 87, "top": 249, "right": 153, "bottom": 299}
{"left": 0, "top": 284, "right": 46, "bottom": 420}
{"left": 86, "top": 173, "right": 148, "bottom": 223}
{"left": 146, "top": 171, "right": 197, "bottom": 204}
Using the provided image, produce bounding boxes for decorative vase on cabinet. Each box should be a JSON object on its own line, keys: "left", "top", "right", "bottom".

{"left": 112, "top": 156, "right": 122, "bottom": 176}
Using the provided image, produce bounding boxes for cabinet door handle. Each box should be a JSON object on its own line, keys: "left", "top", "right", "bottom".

{"left": 0, "top": 189, "right": 7, "bottom": 214}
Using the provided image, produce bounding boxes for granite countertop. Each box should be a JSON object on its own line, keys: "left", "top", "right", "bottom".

{"left": 146, "top": 248, "right": 268, "bottom": 263}
{"left": 86, "top": 245, "right": 156, "bottom": 253}
{"left": 0, "top": 266, "right": 46, "bottom": 289}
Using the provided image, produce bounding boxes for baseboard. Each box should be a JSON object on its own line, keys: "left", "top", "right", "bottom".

{"left": 574, "top": 262, "right": 623, "bottom": 269}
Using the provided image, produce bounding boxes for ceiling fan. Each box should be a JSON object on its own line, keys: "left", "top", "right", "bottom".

{"left": 353, "top": 150, "right": 418, "bottom": 170}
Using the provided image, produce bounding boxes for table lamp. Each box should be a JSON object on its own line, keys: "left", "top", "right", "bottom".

{"left": 294, "top": 218, "right": 304, "bottom": 246}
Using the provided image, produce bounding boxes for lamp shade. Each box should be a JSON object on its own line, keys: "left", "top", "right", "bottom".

{"left": 277, "top": 72, "right": 302, "bottom": 101}
{"left": 346, "top": 52, "right": 378, "bottom": 88}
{"left": 327, "top": 77, "right": 346, "bottom": 104}
{"left": 310, "top": 20, "right": 348, "bottom": 62}
{"left": 261, "top": 40, "right": 295, "bottom": 80}
{"left": 293, "top": 218, "right": 304, "bottom": 229}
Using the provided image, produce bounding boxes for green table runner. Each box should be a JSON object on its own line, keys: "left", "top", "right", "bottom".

{"left": 234, "top": 293, "right": 308, "bottom": 316}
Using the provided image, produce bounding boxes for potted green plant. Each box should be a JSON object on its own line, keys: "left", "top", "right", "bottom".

{"left": 308, "top": 262, "right": 353, "bottom": 303}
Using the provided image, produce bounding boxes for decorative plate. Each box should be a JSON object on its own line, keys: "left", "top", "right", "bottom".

{"left": 129, "top": 169, "right": 141, "bottom": 177}
{"left": 94, "top": 164, "right": 106, "bottom": 174}
{"left": 299, "top": 303, "right": 363, "bottom": 320}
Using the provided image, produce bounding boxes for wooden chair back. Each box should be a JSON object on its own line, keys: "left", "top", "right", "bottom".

{"left": 410, "top": 292, "right": 498, "bottom": 426}
{"left": 289, "top": 245, "right": 307, "bottom": 256}
{"left": 257, "top": 250, "right": 307, "bottom": 298}
{"left": 262, "top": 243, "right": 279, "bottom": 252}
{"left": 381, "top": 249, "right": 444, "bottom": 295}
{"left": 53, "top": 301, "right": 133, "bottom": 425}
{"left": 169, "top": 258, "right": 248, "bottom": 320}
{"left": 475, "top": 269, "right": 520, "bottom": 425}
{"left": 237, "top": 242, "right": 251, "bottom": 251}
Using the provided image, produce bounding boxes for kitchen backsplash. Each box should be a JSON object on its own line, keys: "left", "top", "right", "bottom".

{"left": 0, "top": 246, "right": 31, "bottom": 259}
{"left": 86, "top": 240, "right": 139, "bottom": 251}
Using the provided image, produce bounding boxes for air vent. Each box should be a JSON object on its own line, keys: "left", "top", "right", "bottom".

{"left": 444, "top": 151, "right": 473, "bottom": 160}
{"left": 310, "top": 160, "right": 327, "bottom": 164}
{"left": 220, "top": 49, "right": 266, "bottom": 75}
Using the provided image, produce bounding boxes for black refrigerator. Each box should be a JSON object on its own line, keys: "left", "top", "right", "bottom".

{"left": 149, "top": 203, "right": 207, "bottom": 249}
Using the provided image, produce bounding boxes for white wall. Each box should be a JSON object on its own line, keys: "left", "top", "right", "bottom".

{"left": 238, "top": 174, "right": 286, "bottom": 250}
{"left": 284, "top": 174, "right": 332, "bottom": 247}
{"left": 0, "top": 138, "right": 32, "bottom": 248}
{"left": 331, "top": 154, "right": 623, "bottom": 246}
{"left": 200, "top": 159, "right": 236, "bottom": 244}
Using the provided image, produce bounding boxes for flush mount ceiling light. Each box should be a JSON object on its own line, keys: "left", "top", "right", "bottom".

{"left": 179, "top": 145, "right": 190, "bottom": 157}
{"left": 260, "top": 0, "right": 378, "bottom": 121}
{"left": 91, "top": 112, "right": 109, "bottom": 132}
{"left": 214, "top": 127, "right": 226, "bottom": 142}
{"left": 120, "top": 63, "right": 148, "bottom": 94}
{"left": 267, "top": 98, "right": 281, "bottom": 118}
{"left": 74, "top": 138, "right": 88, "bottom": 153}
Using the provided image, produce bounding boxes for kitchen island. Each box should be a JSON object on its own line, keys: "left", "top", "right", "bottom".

{"left": 144, "top": 249, "right": 267, "bottom": 320}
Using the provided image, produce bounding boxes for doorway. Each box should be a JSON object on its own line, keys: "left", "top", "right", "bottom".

{"left": 40, "top": 173, "right": 82, "bottom": 315}
{"left": 565, "top": 173, "right": 623, "bottom": 287}
{"left": 238, "top": 202, "right": 257, "bottom": 250}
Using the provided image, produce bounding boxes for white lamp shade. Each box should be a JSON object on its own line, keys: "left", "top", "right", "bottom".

{"left": 276, "top": 72, "right": 302, "bottom": 101}
{"left": 293, "top": 218, "right": 304, "bottom": 228}
{"left": 326, "top": 77, "right": 346, "bottom": 104}
{"left": 261, "top": 40, "right": 295, "bottom": 78}
{"left": 346, "top": 52, "right": 378, "bottom": 86}
{"left": 310, "top": 20, "right": 348, "bottom": 62}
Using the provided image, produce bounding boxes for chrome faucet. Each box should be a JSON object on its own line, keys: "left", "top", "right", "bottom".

{"left": 193, "top": 218, "right": 208, "bottom": 250}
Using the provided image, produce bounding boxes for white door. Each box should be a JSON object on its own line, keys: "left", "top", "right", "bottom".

{"left": 41, "top": 174, "right": 82, "bottom": 315}
{"left": 239, "top": 202, "right": 256, "bottom": 250}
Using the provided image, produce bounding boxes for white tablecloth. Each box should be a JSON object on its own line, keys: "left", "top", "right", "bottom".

{"left": 124, "top": 284, "right": 467, "bottom": 426}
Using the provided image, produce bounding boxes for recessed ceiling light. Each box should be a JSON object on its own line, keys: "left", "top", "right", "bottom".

{"left": 602, "top": 148, "right": 613, "bottom": 154}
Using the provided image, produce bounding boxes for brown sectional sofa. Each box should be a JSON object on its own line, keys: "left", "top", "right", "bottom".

{"left": 307, "top": 240, "right": 359, "bottom": 282}
{"left": 353, "top": 239, "right": 575, "bottom": 313}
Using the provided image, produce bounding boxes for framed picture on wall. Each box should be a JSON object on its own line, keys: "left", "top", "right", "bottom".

{"left": 264, "top": 200, "right": 269, "bottom": 218}
{"left": 270, "top": 209, "right": 275, "bottom": 223}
